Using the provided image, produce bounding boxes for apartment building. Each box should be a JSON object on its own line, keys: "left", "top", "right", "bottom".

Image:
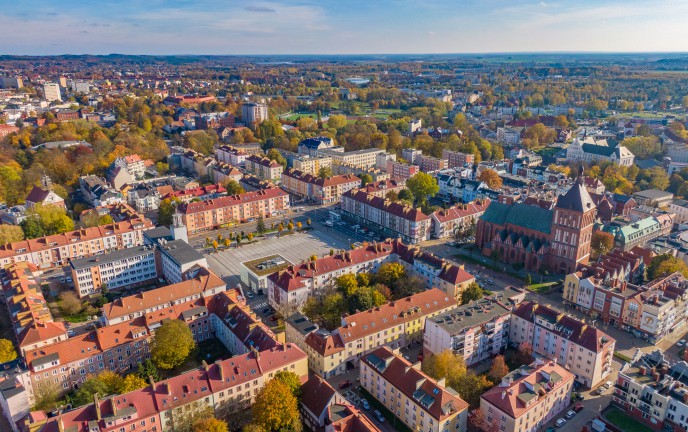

{"left": 316, "top": 148, "right": 384, "bottom": 168}
{"left": 241, "top": 102, "right": 269, "bottom": 125}
{"left": 38, "top": 343, "right": 307, "bottom": 432}
{"left": 291, "top": 154, "right": 332, "bottom": 175}
{"left": 211, "top": 162, "right": 243, "bottom": 185}
{"left": 158, "top": 239, "right": 208, "bottom": 284}
{"left": 603, "top": 214, "right": 674, "bottom": 251}
{"left": 360, "top": 347, "right": 468, "bottom": 432}
{"left": 614, "top": 350, "right": 688, "bottom": 432}
{"left": 418, "top": 155, "right": 448, "bottom": 173}
{"left": 42, "top": 83, "right": 61, "bottom": 102}
{"left": 332, "top": 163, "right": 390, "bottom": 182}
{"left": 301, "top": 289, "right": 457, "bottom": 378}
{"left": 298, "top": 136, "right": 335, "bottom": 157}
{"left": 216, "top": 145, "right": 248, "bottom": 166}
{"left": 357, "top": 178, "right": 407, "bottom": 198}
{"left": 430, "top": 200, "right": 491, "bottom": 239}
{"left": 566, "top": 136, "right": 635, "bottom": 167}
{"left": 341, "top": 190, "right": 431, "bottom": 244}
{"left": 386, "top": 160, "right": 420, "bottom": 180}
{"left": 300, "top": 375, "right": 345, "bottom": 431}
{"left": 0, "top": 218, "right": 153, "bottom": 269}
{"left": 79, "top": 175, "right": 124, "bottom": 207}
{"left": 480, "top": 359, "right": 574, "bottom": 432}
{"left": 70, "top": 244, "right": 158, "bottom": 297}
{"left": 178, "top": 187, "right": 290, "bottom": 235}
{"left": 166, "top": 184, "right": 226, "bottom": 203}
{"left": 281, "top": 169, "right": 360, "bottom": 204}
{"left": 245, "top": 155, "right": 283, "bottom": 182}
{"left": 113, "top": 154, "right": 146, "bottom": 179}
{"left": 402, "top": 148, "right": 423, "bottom": 164}
{"left": 509, "top": 301, "right": 615, "bottom": 388}
{"left": 442, "top": 149, "right": 475, "bottom": 168}
{"left": 423, "top": 288, "right": 526, "bottom": 365}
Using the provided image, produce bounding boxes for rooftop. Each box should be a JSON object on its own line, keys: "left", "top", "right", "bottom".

{"left": 69, "top": 244, "right": 156, "bottom": 270}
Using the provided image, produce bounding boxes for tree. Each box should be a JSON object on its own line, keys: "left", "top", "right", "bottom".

{"left": 336, "top": 274, "right": 359, "bottom": 296}
{"left": 521, "top": 123, "right": 557, "bottom": 148}
{"left": 193, "top": 418, "right": 229, "bottom": 432}
{"left": 287, "top": 221, "right": 294, "bottom": 231}
{"left": 267, "top": 148, "right": 287, "bottom": 168}
{"left": 477, "top": 169, "right": 503, "bottom": 189}
{"left": 118, "top": 374, "right": 147, "bottom": 393}
{"left": 0, "top": 339, "right": 17, "bottom": 363}
{"left": 591, "top": 231, "right": 615, "bottom": 257}
{"left": 243, "top": 424, "right": 266, "bottom": 432}
{"left": 274, "top": 371, "right": 302, "bottom": 398}
{"left": 318, "top": 166, "right": 333, "bottom": 179}
{"left": 59, "top": 291, "right": 83, "bottom": 316}
{"left": 20, "top": 217, "right": 44, "bottom": 239}
{"left": 460, "top": 282, "right": 483, "bottom": 305}
{"left": 212, "top": 240, "right": 219, "bottom": 250}
{"left": 73, "top": 375, "right": 112, "bottom": 406}
{"left": 327, "top": 114, "right": 347, "bottom": 129}
{"left": 296, "top": 221, "right": 302, "bottom": 231}
{"left": 515, "top": 342, "right": 534, "bottom": 365}
{"left": 386, "top": 190, "right": 399, "bottom": 201}
{"left": 0, "top": 225, "right": 24, "bottom": 245}
{"left": 277, "top": 223, "right": 284, "bottom": 236}
{"left": 225, "top": 179, "right": 245, "bottom": 195}
{"left": 488, "top": 355, "right": 509, "bottom": 382}
{"left": 32, "top": 379, "right": 61, "bottom": 411}
{"left": 360, "top": 173, "right": 373, "bottom": 187}
{"left": 251, "top": 379, "right": 301, "bottom": 432}
{"left": 619, "top": 136, "right": 662, "bottom": 159}
{"left": 375, "top": 262, "right": 406, "bottom": 289}
{"left": 647, "top": 253, "right": 688, "bottom": 280}
{"left": 24, "top": 204, "right": 74, "bottom": 236}
{"left": 156, "top": 161, "right": 170, "bottom": 175}
{"left": 306, "top": 218, "right": 311, "bottom": 227}
{"left": 406, "top": 172, "right": 439, "bottom": 205}
{"left": 398, "top": 189, "right": 413, "bottom": 202}
{"left": 136, "top": 359, "right": 160, "bottom": 381}
{"left": 158, "top": 197, "right": 181, "bottom": 227}
{"left": 256, "top": 216, "right": 266, "bottom": 234}
{"left": 247, "top": 232, "right": 254, "bottom": 241}
{"left": 151, "top": 319, "right": 196, "bottom": 370}
{"left": 524, "top": 273, "right": 532, "bottom": 286}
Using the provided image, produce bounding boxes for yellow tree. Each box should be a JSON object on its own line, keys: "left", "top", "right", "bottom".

{"left": 0, "top": 339, "right": 17, "bottom": 363}
{"left": 193, "top": 418, "right": 229, "bottom": 432}
{"left": 118, "top": 374, "right": 147, "bottom": 393}
{"left": 251, "top": 379, "right": 301, "bottom": 431}
{"left": 151, "top": 320, "right": 196, "bottom": 370}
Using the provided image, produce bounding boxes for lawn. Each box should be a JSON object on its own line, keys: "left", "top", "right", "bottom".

{"left": 526, "top": 282, "right": 558, "bottom": 293}
{"left": 605, "top": 407, "right": 654, "bottom": 432}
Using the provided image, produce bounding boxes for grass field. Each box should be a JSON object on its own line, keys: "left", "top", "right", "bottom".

{"left": 604, "top": 407, "right": 653, "bottom": 432}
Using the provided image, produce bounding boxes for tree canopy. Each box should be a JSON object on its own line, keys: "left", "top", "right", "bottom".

{"left": 151, "top": 319, "right": 196, "bottom": 370}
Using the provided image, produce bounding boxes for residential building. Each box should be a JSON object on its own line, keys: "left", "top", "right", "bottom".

{"left": 290, "top": 154, "right": 332, "bottom": 175}
{"left": 127, "top": 185, "right": 161, "bottom": 212}
{"left": 669, "top": 199, "right": 688, "bottom": 224}
{"left": 0, "top": 218, "right": 153, "bottom": 269}
{"left": 509, "top": 301, "right": 615, "bottom": 387}
{"left": 70, "top": 244, "right": 158, "bottom": 297}
{"left": 430, "top": 200, "right": 491, "bottom": 239}
{"left": 442, "top": 149, "right": 475, "bottom": 168}
{"left": 105, "top": 165, "right": 134, "bottom": 191}
{"left": 0, "top": 204, "right": 27, "bottom": 225}
{"left": 245, "top": 155, "right": 283, "bottom": 182}
{"left": 423, "top": 288, "right": 526, "bottom": 365}
{"left": 195, "top": 112, "right": 235, "bottom": 129}
{"left": 566, "top": 137, "right": 635, "bottom": 166}
{"left": 211, "top": 162, "right": 243, "bottom": 185}
{"left": 298, "top": 137, "right": 335, "bottom": 157}
{"left": 476, "top": 175, "right": 597, "bottom": 274}
{"left": 0, "top": 77, "right": 23, "bottom": 88}
{"left": 216, "top": 146, "right": 247, "bottom": 167}
{"left": 341, "top": 190, "right": 431, "bottom": 244}
{"left": 300, "top": 375, "right": 345, "bottom": 432}
{"left": 67, "top": 80, "right": 90, "bottom": 94}
{"left": 603, "top": 214, "right": 674, "bottom": 252}
{"left": 480, "top": 359, "right": 574, "bottom": 432}
{"left": 166, "top": 184, "right": 226, "bottom": 204}
{"left": 332, "top": 163, "right": 390, "bottom": 182}
{"left": 418, "top": 155, "right": 449, "bottom": 173}
{"left": 178, "top": 187, "right": 290, "bottom": 234}
{"left": 402, "top": 148, "right": 423, "bottom": 164}
{"left": 281, "top": 169, "right": 360, "bottom": 204}
{"left": 0, "top": 124, "right": 19, "bottom": 138}
{"left": 79, "top": 175, "right": 124, "bottom": 207}
{"left": 633, "top": 189, "right": 675, "bottom": 207}
{"left": 360, "top": 347, "right": 468, "bottom": 432}
{"left": 325, "top": 404, "right": 381, "bottom": 432}
{"left": 317, "top": 148, "right": 384, "bottom": 168}
{"left": 158, "top": 238, "right": 208, "bottom": 284}
{"left": 240, "top": 255, "right": 291, "bottom": 294}
{"left": 113, "top": 155, "right": 146, "bottom": 179}
{"left": 241, "top": 102, "right": 269, "bottom": 125}
{"left": 376, "top": 152, "right": 396, "bottom": 170}
{"left": 496, "top": 127, "right": 521, "bottom": 145}
{"left": 386, "top": 160, "right": 420, "bottom": 180}
{"left": 24, "top": 186, "right": 65, "bottom": 210}
{"left": 408, "top": 119, "right": 422, "bottom": 134}
{"left": 42, "top": 83, "right": 61, "bottom": 102}
{"left": 356, "top": 179, "right": 407, "bottom": 198}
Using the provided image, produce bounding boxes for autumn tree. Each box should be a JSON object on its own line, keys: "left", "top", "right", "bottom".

{"left": 59, "top": 291, "right": 83, "bottom": 316}
{"left": 118, "top": 374, "right": 147, "bottom": 393}
{"left": 22, "top": 204, "right": 74, "bottom": 238}
{"left": 158, "top": 197, "right": 181, "bottom": 227}
{"left": 327, "top": 114, "right": 347, "bottom": 129}
{"left": 274, "top": 371, "right": 302, "bottom": 398}
{"left": 251, "top": 378, "right": 301, "bottom": 431}
{"left": 360, "top": 173, "right": 373, "bottom": 187}
{"left": 225, "top": 179, "right": 245, "bottom": 195}
{"left": 267, "top": 148, "right": 287, "bottom": 168}
{"left": 422, "top": 350, "right": 492, "bottom": 408}
{"left": 193, "top": 418, "right": 229, "bottom": 432}
{"left": 460, "top": 282, "right": 483, "bottom": 305}
{"left": 151, "top": 319, "right": 196, "bottom": 370}
{"left": 647, "top": 253, "right": 688, "bottom": 280}
{"left": 32, "top": 379, "right": 61, "bottom": 411}
{"left": 318, "top": 166, "right": 333, "bottom": 179}
{"left": 521, "top": 123, "right": 557, "bottom": 149}
{"left": 375, "top": 262, "right": 406, "bottom": 289}
{"left": 477, "top": 169, "right": 503, "bottom": 189}
{"left": 591, "top": 231, "right": 615, "bottom": 257}
{"left": 488, "top": 355, "right": 510, "bottom": 382}
{"left": 0, "top": 225, "right": 24, "bottom": 246}
{"left": 515, "top": 342, "right": 534, "bottom": 365}
{"left": 406, "top": 172, "right": 439, "bottom": 205}
{"left": 0, "top": 338, "right": 17, "bottom": 363}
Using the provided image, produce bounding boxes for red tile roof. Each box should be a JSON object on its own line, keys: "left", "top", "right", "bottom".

{"left": 328, "top": 404, "right": 382, "bottom": 432}
{"left": 178, "top": 187, "right": 288, "bottom": 215}
{"left": 431, "top": 199, "right": 491, "bottom": 223}
{"left": 300, "top": 375, "right": 337, "bottom": 419}
{"left": 344, "top": 190, "right": 430, "bottom": 222}
{"left": 247, "top": 154, "right": 282, "bottom": 168}
{"left": 284, "top": 169, "right": 360, "bottom": 187}
{"left": 166, "top": 184, "right": 226, "bottom": 200}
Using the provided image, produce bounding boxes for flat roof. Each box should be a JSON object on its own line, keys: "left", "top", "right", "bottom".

{"left": 159, "top": 239, "right": 205, "bottom": 266}
{"left": 242, "top": 254, "right": 291, "bottom": 277}
{"left": 286, "top": 312, "right": 319, "bottom": 336}
{"left": 430, "top": 288, "right": 523, "bottom": 333}
{"left": 70, "top": 245, "right": 156, "bottom": 270}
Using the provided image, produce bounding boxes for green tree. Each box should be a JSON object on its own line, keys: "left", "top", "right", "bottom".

{"left": 225, "top": 179, "right": 245, "bottom": 196}
{"left": 327, "top": 114, "right": 347, "bottom": 129}
{"left": 32, "top": 379, "right": 61, "bottom": 411}
{"left": 136, "top": 359, "right": 160, "bottom": 381}
{"left": 647, "top": 253, "right": 688, "bottom": 280}
{"left": 267, "top": 148, "right": 287, "bottom": 168}
{"left": 158, "top": 197, "right": 181, "bottom": 227}
{"left": 0, "top": 225, "right": 24, "bottom": 245}
{"left": 151, "top": 320, "right": 196, "bottom": 370}
{"left": 460, "top": 282, "right": 483, "bottom": 305}
{"left": 359, "top": 173, "right": 373, "bottom": 187}
{"left": 318, "top": 166, "right": 333, "bottom": 179}
{"left": 73, "top": 375, "right": 112, "bottom": 407}
{"left": 406, "top": 172, "right": 439, "bottom": 205}
{"left": 251, "top": 379, "right": 301, "bottom": 432}
{"left": 524, "top": 273, "right": 532, "bottom": 286}
{"left": 274, "top": 371, "right": 302, "bottom": 398}
{"left": 397, "top": 189, "right": 414, "bottom": 202}
{"left": 591, "top": 231, "right": 615, "bottom": 257}
{"left": 0, "top": 339, "right": 17, "bottom": 363}
{"left": 256, "top": 216, "right": 266, "bottom": 234}
{"left": 20, "top": 217, "right": 45, "bottom": 239}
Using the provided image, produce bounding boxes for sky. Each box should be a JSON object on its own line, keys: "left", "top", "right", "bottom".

{"left": 1, "top": 0, "right": 688, "bottom": 55}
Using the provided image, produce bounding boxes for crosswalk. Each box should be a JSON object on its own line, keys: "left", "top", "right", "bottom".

{"left": 252, "top": 301, "right": 268, "bottom": 310}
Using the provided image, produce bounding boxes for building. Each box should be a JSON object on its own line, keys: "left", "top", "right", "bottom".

{"left": 298, "top": 136, "right": 336, "bottom": 157}
{"left": 408, "top": 119, "right": 422, "bottom": 134}
{"left": 386, "top": 160, "right": 420, "bottom": 180}
{"left": 178, "top": 187, "right": 290, "bottom": 234}
{"left": 316, "top": 148, "right": 384, "bottom": 169}
{"left": 603, "top": 214, "right": 674, "bottom": 252}
{"left": 476, "top": 176, "right": 596, "bottom": 274}
{"left": 54, "top": 110, "right": 80, "bottom": 122}
{"left": 42, "top": 83, "right": 61, "bottom": 102}
{"left": 360, "top": 347, "right": 468, "bottom": 432}
{"left": 241, "top": 102, "right": 269, "bottom": 125}
{"left": 430, "top": 200, "right": 491, "bottom": 239}
{"left": 24, "top": 186, "right": 65, "bottom": 210}
{"left": 67, "top": 80, "right": 90, "bottom": 94}
{"left": 240, "top": 255, "right": 291, "bottom": 294}
{"left": 166, "top": 184, "right": 226, "bottom": 204}
{"left": 300, "top": 375, "right": 345, "bottom": 432}
{"left": 289, "top": 154, "right": 332, "bottom": 175}
{"left": 79, "top": 175, "right": 124, "bottom": 207}
{"left": 402, "top": 148, "right": 423, "bottom": 164}
{"left": 496, "top": 127, "right": 521, "bottom": 145}
{"left": 509, "top": 301, "right": 615, "bottom": 387}
{"left": 613, "top": 349, "right": 688, "bottom": 432}
{"left": 442, "top": 149, "right": 475, "bottom": 168}
{"left": 423, "top": 288, "right": 525, "bottom": 365}
{"left": 113, "top": 155, "right": 146, "bottom": 179}
{"left": 216, "top": 145, "right": 248, "bottom": 166}
{"left": 301, "top": 289, "right": 457, "bottom": 378}
{"left": 633, "top": 189, "right": 674, "bottom": 207}
{"left": 127, "top": 185, "right": 161, "bottom": 212}
{"left": 418, "top": 155, "right": 449, "bottom": 173}
{"left": 0, "top": 218, "right": 153, "bottom": 269}
{"left": 0, "top": 124, "right": 19, "bottom": 138}
{"left": 195, "top": 112, "right": 235, "bottom": 130}
{"left": 69, "top": 244, "right": 158, "bottom": 297}
{"left": 325, "top": 404, "right": 381, "bottom": 432}
{"left": 341, "top": 190, "right": 431, "bottom": 244}
{"left": 566, "top": 137, "right": 635, "bottom": 166}
{"left": 0, "top": 77, "right": 23, "bottom": 88}
{"left": 245, "top": 155, "right": 283, "bottom": 182}
{"left": 332, "top": 163, "right": 390, "bottom": 182}
{"left": 158, "top": 238, "right": 208, "bottom": 284}
{"left": 479, "top": 359, "right": 575, "bottom": 432}
{"left": 281, "top": 169, "right": 360, "bottom": 204}
{"left": 356, "top": 178, "right": 406, "bottom": 198}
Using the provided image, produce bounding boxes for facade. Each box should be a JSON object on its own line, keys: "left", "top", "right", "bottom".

{"left": 216, "top": 145, "right": 248, "bottom": 166}
{"left": 669, "top": 199, "right": 688, "bottom": 224}
{"left": 430, "top": 200, "right": 491, "bottom": 239}
{"left": 476, "top": 177, "right": 596, "bottom": 274}
{"left": 496, "top": 127, "right": 521, "bottom": 145}
{"left": 356, "top": 178, "right": 406, "bottom": 198}
{"left": 480, "top": 360, "right": 575, "bottom": 432}
{"left": 24, "top": 186, "right": 65, "bottom": 210}
{"left": 80, "top": 175, "right": 124, "bottom": 207}
{"left": 316, "top": 148, "right": 385, "bottom": 168}
{"left": 442, "top": 149, "right": 475, "bottom": 168}
{"left": 0, "top": 218, "right": 153, "bottom": 269}
{"left": 281, "top": 169, "right": 360, "bottom": 204}
{"left": 341, "top": 190, "right": 431, "bottom": 244}
{"left": 298, "top": 136, "right": 335, "bottom": 157}
{"left": 300, "top": 375, "right": 344, "bottom": 432}
{"left": 42, "top": 83, "right": 61, "bottom": 102}
{"left": 566, "top": 137, "right": 635, "bottom": 166}
{"left": 402, "top": 148, "right": 423, "bottom": 164}
{"left": 386, "top": 160, "right": 420, "bottom": 180}
{"left": 509, "top": 301, "right": 615, "bottom": 387}
{"left": 241, "top": 102, "right": 268, "bottom": 125}
{"left": 158, "top": 238, "right": 208, "bottom": 284}
{"left": 127, "top": 186, "right": 161, "bottom": 212}
{"left": 633, "top": 189, "right": 674, "bottom": 207}
{"left": 603, "top": 214, "right": 674, "bottom": 252}
{"left": 291, "top": 154, "right": 332, "bottom": 175}
{"left": 178, "top": 187, "right": 290, "bottom": 234}
{"left": 360, "top": 347, "right": 468, "bottom": 432}
{"left": 113, "top": 155, "right": 146, "bottom": 179}
{"left": 166, "top": 184, "right": 226, "bottom": 204}
{"left": 245, "top": 155, "right": 283, "bottom": 182}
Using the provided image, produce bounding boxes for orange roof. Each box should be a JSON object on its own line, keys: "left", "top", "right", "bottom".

{"left": 179, "top": 187, "right": 288, "bottom": 215}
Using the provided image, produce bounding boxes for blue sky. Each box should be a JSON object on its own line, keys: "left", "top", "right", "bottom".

{"left": 1, "top": 0, "right": 687, "bottom": 55}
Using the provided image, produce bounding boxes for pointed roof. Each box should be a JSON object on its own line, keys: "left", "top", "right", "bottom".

{"left": 556, "top": 180, "right": 595, "bottom": 212}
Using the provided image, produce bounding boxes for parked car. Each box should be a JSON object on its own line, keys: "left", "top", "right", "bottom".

{"left": 565, "top": 410, "right": 576, "bottom": 419}
{"left": 546, "top": 428, "right": 556, "bottom": 432}
{"left": 339, "top": 380, "right": 352, "bottom": 389}
{"left": 678, "top": 339, "right": 686, "bottom": 347}
{"left": 246, "top": 291, "right": 254, "bottom": 299}
{"left": 361, "top": 399, "right": 370, "bottom": 410}
{"left": 373, "top": 410, "right": 385, "bottom": 423}
{"left": 555, "top": 418, "right": 567, "bottom": 427}
{"left": 67, "top": 330, "right": 75, "bottom": 337}
{"left": 605, "top": 380, "right": 613, "bottom": 388}
{"left": 574, "top": 403, "right": 584, "bottom": 412}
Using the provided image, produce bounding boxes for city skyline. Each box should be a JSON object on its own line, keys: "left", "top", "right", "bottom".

{"left": 2, "top": 0, "right": 688, "bottom": 55}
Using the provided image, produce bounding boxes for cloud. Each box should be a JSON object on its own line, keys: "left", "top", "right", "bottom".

{"left": 245, "top": 6, "right": 276, "bottom": 13}
{"left": 539, "top": 1, "right": 547, "bottom": 6}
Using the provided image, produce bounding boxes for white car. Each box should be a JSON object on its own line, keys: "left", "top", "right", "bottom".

{"left": 555, "top": 418, "right": 567, "bottom": 427}
{"left": 678, "top": 339, "right": 686, "bottom": 347}
{"left": 605, "top": 380, "right": 613, "bottom": 388}
{"left": 565, "top": 410, "right": 576, "bottom": 419}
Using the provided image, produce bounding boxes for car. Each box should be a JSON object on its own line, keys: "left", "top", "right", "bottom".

{"left": 574, "top": 403, "right": 584, "bottom": 412}
{"left": 555, "top": 418, "right": 567, "bottom": 427}
{"left": 373, "top": 410, "right": 385, "bottom": 423}
{"left": 262, "top": 307, "right": 272, "bottom": 314}
{"left": 595, "top": 387, "right": 605, "bottom": 395}
{"left": 679, "top": 339, "right": 686, "bottom": 347}
{"left": 339, "top": 380, "right": 352, "bottom": 389}
{"left": 67, "top": 330, "right": 75, "bottom": 337}
{"left": 565, "top": 410, "right": 576, "bottom": 419}
{"left": 246, "top": 291, "right": 254, "bottom": 299}
{"left": 403, "top": 354, "right": 411, "bottom": 361}
{"left": 605, "top": 380, "right": 613, "bottom": 388}
{"left": 546, "top": 428, "right": 556, "bottom": 432}
{"left": 361, "top": 399, "right": 370, "bottom": 410}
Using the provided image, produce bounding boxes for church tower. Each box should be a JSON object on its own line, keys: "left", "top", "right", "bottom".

{"left": 550, "top": 170, "right": 597, "bottom": 274}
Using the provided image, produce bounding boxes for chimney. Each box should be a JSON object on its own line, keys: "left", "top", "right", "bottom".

{"left": 201, "top": 360, "right": 208, "bottom": 371}
{"left": 217, "top": 361, "right": 224, "bottom": 381}
{"left": 149, "top": 375, "right": 156, "bottom": 389}
{"left": 502, "top": 391, "right": 506, "bottom": 400}
{"left": 58, "top": 418, "right": 65, "bottom": 432}
{"left": 165, "top": 382, "right": 171, "bottom": 395}
{"left": 654, "top": 372, "right": 661, "bottom": 383}
{"left": 111, "top": 397, "right": 117, "bottom": 416}
{"left": 94, "top": 393, "right": 101, "bottom": 420}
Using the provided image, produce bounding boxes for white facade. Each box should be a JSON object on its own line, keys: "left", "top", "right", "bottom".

{"left": 71, "top": 247, "right": 158, "bottom": 297}
{"left": 42, "top": 83, "right": 62, "bottom": 102}
{"left": 241, "top": 103, "right": 268, "bottom": 125}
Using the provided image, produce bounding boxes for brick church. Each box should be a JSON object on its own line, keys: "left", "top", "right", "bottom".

{"left": 475, "top": 175, "right": 597, "bottom": 274}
